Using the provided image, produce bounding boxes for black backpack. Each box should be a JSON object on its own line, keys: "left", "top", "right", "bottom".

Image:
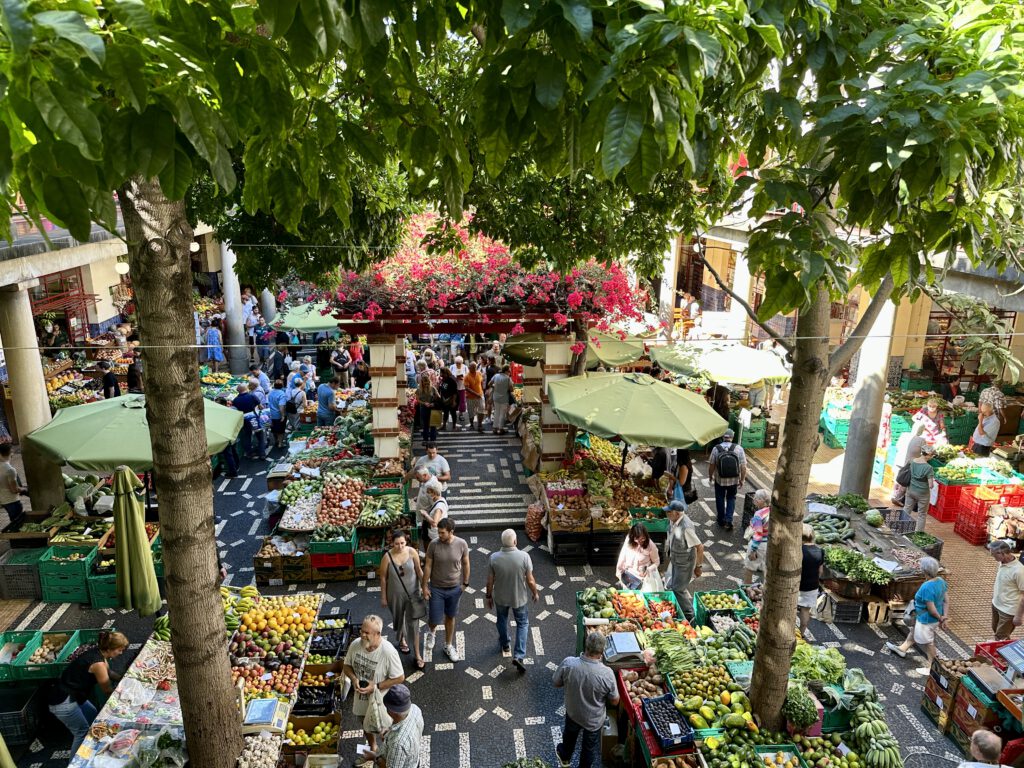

{"left": 716, "top": 444, "right": 741, "bottom": 480}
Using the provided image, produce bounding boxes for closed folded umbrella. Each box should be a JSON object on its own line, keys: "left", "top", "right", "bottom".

{"left": 25, "top": 395, "right": 243, "bottom": 471}
{"left": 112, "top": 466, "right": 161, "bottom": 616}
{"left": 547, "top": 372, "right": 727, "bottom": 448}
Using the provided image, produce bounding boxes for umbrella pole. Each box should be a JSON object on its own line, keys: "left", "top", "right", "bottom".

{"left": 620, "top": 444, "right": 628, "bottom": 477}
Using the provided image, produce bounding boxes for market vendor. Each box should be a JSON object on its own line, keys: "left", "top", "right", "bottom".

{"left": 662, "top": 500, "right": 704, "bottom": 619}
{"left": 46, "top": 631, "right": 129, "bottom": 756}
{"left": 971, "top": 402, "right": 1001, "bottom": 457}
{"left": 39, "top": 319, "right": 68, "bottom": 351}
{"left": 912, "top": 397, "right": 947, "bottom": 444}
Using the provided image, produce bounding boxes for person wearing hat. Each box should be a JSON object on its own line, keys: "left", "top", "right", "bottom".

{"left": 708, "top": 428, "right": 747, "bottom": 530}
{"left": 988, "top": 539, "right": 1024, "bottom": 640}
{"left": 662, "top": 500, "right": 704, "bottom": 620}
{"left": 343, "top": 616, "right": 405, "bottom": 755}
{"left": 357, "top": 684, "right": 423, "bottom": 768}
{"left": 902, "top": 442, "right": 936, "bottom": 532}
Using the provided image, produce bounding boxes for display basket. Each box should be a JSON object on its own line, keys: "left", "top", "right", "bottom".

{"left": 38, "top": 544, "right": 97, "bottom": 582}
{"left": 975, "top": 640, "right": 1014, "bottom": 671}
{"left": 308, "top": 528, "right": 356, "bottom": 554}
{"left": 640, "top": 693, "right": 695, "bottom": 749}
{"left": 693, "top": 590, "right": 755, "bottom": 627}
{"left": 0, "top": 548, "right": 43, "bottom": 601}
{"left": 0, "top": 686, "right": 41, "bottom": 746}
{"left": 755, "top": 745, "right": 810, "bottom": 768}
{"left": 0, "top": 633, "right": 36, "bottom": 683}
{"left": 12, "top": 631, "right": 76, "bottom": 680}
{"left": 953, "top": 516, "right": 989, "bottom": 546}
{"left": 629, "top": 508, "right": 669, "bottom": 533}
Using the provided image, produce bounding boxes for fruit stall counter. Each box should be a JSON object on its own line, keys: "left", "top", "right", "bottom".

{"left": 584, "top": 583, "right": 898, "bottom": 768}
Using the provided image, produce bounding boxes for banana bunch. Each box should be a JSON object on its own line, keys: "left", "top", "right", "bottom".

{"left": 154, "top": 614, "right": 172, "bottom": 642}
{"left": 848, "top": 701, "right": 903, "bottom": 768}
{"left": 864, "top": 730, "right": 903, "bottom": 768}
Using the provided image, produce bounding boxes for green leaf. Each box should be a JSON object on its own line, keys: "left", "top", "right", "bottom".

{"left": 35, "top": 10, "right": 105, "bottom": 66}
{"left": 650, "top": 84, "right": 679, "bottom": 159}
{"left": 535, "top": 57, "right": 566, "bottom": 110}
{"left": 158, "top": 143, "right": 193, "bottom": 200}
{"left": 558, "top": 0, "right": 592, "bottom": 41}
{"left": 752, "top": 23, "right": 784, "bottom": 57}
{"left": 601, "top": 101, "right": 645, "bottom": 180}
{"left": 757, "top": 273, "right": 805, "bottom": 320}
{"left": 174, "top": 95, "right": 235, "bottom": 191}
{"left": 0, "top": 0, "right": 33, "bottom": 55}
{"left": 299, "top": 0, "right": 342, "bottom": 57}
{"left": 625, "top": 129, "right": 662, "bottom": 193}
{"left": 107, "top": 0, "right": 158, "bottom": 36}
{"left": 32, "top": 79, "right": 102, "bottom": 160}
{"left": 41, "top": 175, "right": 90, "bottom": 239}
{"left": 0, "top": 122, "right": 10, "bottom": 192}
{"left": 106, "top": 44, "right": 148, "bottom": 113}
{"left": 635, "top": 0, "right": 664, "bottom": 9}
{"left": 131, "top": 108, "right": 174, "bottom": 179}
{"left": 502, "top": 0, "right": 537, "bottom": 34}
{"left": 257, "top": 0, "right": 299, "bottom": 36}
{"left": 941, "top": 141, "right": 967, "bottom": 182}
{"left": 359, "top": 0, "right": 386, "bottom": 46}
{"left": 683, "top": 28, "right": 723, "bottom": 77}
{"left": 342, "top": 121, "right": 385, "bottom": 166}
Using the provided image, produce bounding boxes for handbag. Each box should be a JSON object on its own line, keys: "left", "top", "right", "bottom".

{"left": 429, "top": 409, "right": 443, "bottom": 428}
{"left": 388, "top": 552, "right": 427, "bottom": 621}
{"left": 684, "top": 487, "right": 699, "bottom": 505}
{"left": 895, "top": 462, "right": 912, "bottom": 487}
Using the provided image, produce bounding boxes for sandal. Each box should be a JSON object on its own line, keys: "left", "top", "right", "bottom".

{"left": 415, "top": 659, "right": 425, "bottom": 670}
{"left": 399, "top": 643, "right": 410, "bottom": 654}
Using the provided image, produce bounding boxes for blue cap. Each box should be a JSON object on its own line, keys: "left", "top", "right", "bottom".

{"left": 663, "top": 500, "right": 687, "bottom": 513}
{"left": 299, "top": 364, "right": 310, "bottom": 373}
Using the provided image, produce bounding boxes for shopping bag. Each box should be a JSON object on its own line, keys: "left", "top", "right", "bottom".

{"left": 641, "top": 569, "right": 665, "bottom": 593}
{"left": 929, "top": 482, "right": 939, "bottom": 507}
{"left": 363, "top": 686, "right": 393, "bottom": 734}
{"left": 429, "top": 409, "right": 443, "bottom": 428}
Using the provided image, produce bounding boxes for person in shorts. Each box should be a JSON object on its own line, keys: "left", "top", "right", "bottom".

{"left": 798, "top": 524, "right": 823, "bottom": 634}
{"left": 422, "top": 518, "right": 470, "bottom": 663}
{"left": 886, "top": 557, "right": 946, "bottom": 672}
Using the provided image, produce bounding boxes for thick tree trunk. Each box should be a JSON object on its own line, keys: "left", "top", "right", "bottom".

{"left": 119, "top": 177, "right": 243, "bottom": 768}
{"left": 750, "top": 287, "right": 831, "bottom": 728}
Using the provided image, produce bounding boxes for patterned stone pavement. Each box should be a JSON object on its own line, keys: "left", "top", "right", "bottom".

{"left": 8, "top": 437, "right": 975, "bottom": 767}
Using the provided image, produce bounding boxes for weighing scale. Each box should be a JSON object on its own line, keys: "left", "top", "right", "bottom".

{"left": 997, "top": 640, "right": 1024, "bottom": 687}
{"left": 603, "top": 632, "right": 644, "bottom": 664}
{"left": 240, "top": 696, "right": 290, "bottom": 735}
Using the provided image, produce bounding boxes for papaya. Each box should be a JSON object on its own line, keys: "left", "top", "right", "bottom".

{"left": 731, "top": 691, "right": 749, "bottom": 709}
{"left": 723, "top": 714, "right": 748, "bottom": 729}
{"left": 682, "top": 696, "right": 704, "bottom": 711}
{"left": 727, "top": 682, "right": 743, "bottom": 692}
{"left": 731, "top": 703, "right": 745, "bottom": 714}
{"left": 720, "top": 691, "right": 731, "bottom": 706}
{"left": 699, "top": 706, "right": 717, "bottom": 722}
{"left": 689, "top": 714, "right": 710, "bottom": 730}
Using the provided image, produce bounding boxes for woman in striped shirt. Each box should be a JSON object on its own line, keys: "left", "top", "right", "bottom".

{"left": 742, "top": 488, "right": 771, "bottom": 584}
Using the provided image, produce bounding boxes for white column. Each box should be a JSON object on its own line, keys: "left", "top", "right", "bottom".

{"left": 540, "top": 335, "right": 573, "bottom": 471}
{"left": 368, "top": 335, "right": 400, "bottom": 458}
{"left": 726, "top": 251, "right": 753, "bottom": 343}
{"left": 0, "top": 282, "right": 65, "bottom": 511}
{"left": 658, "top": 238, "right": 679, "bottom": 320}
{"left": 259, "top": 289, "right": 277, "bottom": 323}
{"left": 218, "top": 243, "right": 248, "bottom": 375}
{"left": 396, "top": 337, "right": 408, "bottom": 407}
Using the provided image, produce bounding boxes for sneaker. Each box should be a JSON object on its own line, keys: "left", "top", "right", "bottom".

{"left": 424, "top": 630, "right": 436, "bottom": 650}
{"left": 884, "top": 641, "right": 906, "bottom": 658}
{"left": 444, "top": 644, "right": 459, "bottom": 661}
{"left": 555, "top": 747, "right": 571, "bottom": 768}
{"left": 501, "top": 646, "right": 512, "bottom": 658}
{"left": 914, "top": 667, "right": 931, "bottom": 676}
{"left": 513, "top": 657, "right": 526, "bottom": 673}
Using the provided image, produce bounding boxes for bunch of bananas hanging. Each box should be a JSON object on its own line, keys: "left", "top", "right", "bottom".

{"left": 153, "top": 614, "right": 171, "bottom": 642}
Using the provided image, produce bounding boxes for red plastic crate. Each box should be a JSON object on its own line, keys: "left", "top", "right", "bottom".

{"left": 311, "top": 552, "right": 354, "bottom": 569}
{"left": 953, "top": 518, "right": 989, "bottom": 545}
{"left": 975, "top": 641, "right": 1013, "bottom": 671}
{"left": 1000, "top": 489, "right": 1024, "bottom": 508}
{"left": 930, "top": 483, "right": 965, "bottom": 522}
{"left": 960, "top": 492, "right": 997, "bottom": 521}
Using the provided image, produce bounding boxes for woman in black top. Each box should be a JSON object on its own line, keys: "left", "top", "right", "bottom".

{"left": 353, "top": 360, "right": 372, "bottom": 389}
{"left": 47, "top": 631, "right": 129, "bottom": 755}
{"left": 126, "top": 363, "right": 142, "bottom": 393}
{"left": 437, "top": 367, "right": 459, "bottom": 431}
{"left": 99, "top": 361, "right": 121, "bottom": 399}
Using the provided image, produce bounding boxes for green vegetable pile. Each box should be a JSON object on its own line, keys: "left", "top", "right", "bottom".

{"left": 356, "top": 495, "right": 405, "bottom": 527}
{"left": 649, "top": 628, "right": 701, "bottom": 675}
{"left": 782, "top": 682, "right": 819, "bottom": 729}
{"left": 310, "top": 524, "right": 352, "bottom": 542}
{"left": 805, "top": 513, "right": 854, "bottom": 544}
{"left": 906, "top": 531, "right": 939, "bottom": 548}
{"left": 790, "top": 643, "right": 846, "bottom": 684}
{"left": 817, "top": 493, "right": 870, "bottom": 512}
{"left": 824, "top": 546, "right": 893, "bottom": 585}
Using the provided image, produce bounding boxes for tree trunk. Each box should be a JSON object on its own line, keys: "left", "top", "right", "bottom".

{"left": 750, "top": 287, "right": 831, "bottom": 728}
{"left": 119, "top": 177, "right": 243, "bottom": 768}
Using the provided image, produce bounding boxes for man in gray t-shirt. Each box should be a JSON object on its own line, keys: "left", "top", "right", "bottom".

{"left": 423, "top": 519, "right": 470, "bottom": 662}
{"left": 486, "top": 529, "right": 539, "bottom": 670}
{"left": 553, "top": 633, "right": 618, "bottom": 768}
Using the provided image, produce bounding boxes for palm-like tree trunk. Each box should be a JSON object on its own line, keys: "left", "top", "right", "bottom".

{"left": 119, "top": 177, "right": 243, "bottom": 768}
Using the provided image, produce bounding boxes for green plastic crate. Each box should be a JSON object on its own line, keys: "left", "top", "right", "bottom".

{"left": 755, "top": 745, "right": 809, "bottom": 768}
{"left": 642, "top": 591, "right": 683, "bottom": 619}
{"left": 41, "top": 581, "right": 90, "bottom": 604}
{"left": 821, "top": 685, "right": 852, "bottom": 733}
{"left": 87, "top": 572, "right": 119, "bottom": 609}
{"left": 739, "top": 430, "right": 765, "bottom": 449}
{"left": 0, "top": 632, "right": 37, "bottom": 682}
{"left": 309, "top": 527, "right": 357, "bottom": 554}
{"left": 693, "top": 590, "right": 756, "bottom": 628}
{"left": 822, "top": 428, "right": 847, "bottom": 449}
{"left": 13, "top": 631, "right": 76, "bottom": 679}
{"left": 353, "top": 548, "right": 383, "bottom": 568}
{"left": 629, "top": 508, "right": 669, "bottom": 533}
{"left": 38, "top": 545, "right": 97, "bottom": 582}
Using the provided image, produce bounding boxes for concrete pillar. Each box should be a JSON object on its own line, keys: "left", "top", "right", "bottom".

{"left": 218, "top": 243, "right": 248, "bottom": 375}
{"left": 259, "top": 289, "right": 277, "bottom": 323}
{"left": 522, "top": 363, "right": 543, "bottom": 405}
{"left": 540, "top": 334, "right": 573, "bottom": 471}
{"left": 839, "top": 296, "right": 897, "bottom": 496}
{"left": 726, "top": 251, "right": 753, "bottom": 343}
{"left": 0, "top": 282, "right": 65, "bottom": 512}
{"left": 367, "top": 335, "right": 400, "bottom": 458}
{"left": 396, "top": 337, "right": 408, "bottom": 407}
{"left": 658, "top": 238, "right": 679, "bottom": 321}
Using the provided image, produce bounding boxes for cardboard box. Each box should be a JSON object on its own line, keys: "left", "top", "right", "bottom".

{"left": 921, "top": 675, "right": 954, "bottom": 733}
{"left": 953, "top": 679, "right": 1001, "bottom": 733}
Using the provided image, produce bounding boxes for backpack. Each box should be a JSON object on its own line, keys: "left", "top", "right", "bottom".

{"left": 716, "top": 444, "right": 741, "bottom": 480}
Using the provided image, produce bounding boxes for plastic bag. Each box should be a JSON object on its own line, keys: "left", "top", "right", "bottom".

{"left": 362, "top": 686, "right": 393, "bottom": 734}
{"left": 641, "top": 569, "right": 665, "bottom": 593}
{"left": 625, "top": 455, "right": 651, "bottom": 479}
{"left": 929, "top": 482, "right": 939, "bottom": 506}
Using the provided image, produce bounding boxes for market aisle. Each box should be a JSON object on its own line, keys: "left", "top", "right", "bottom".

{"left": 429, "top": 429, "right": 532, "bottom": 530}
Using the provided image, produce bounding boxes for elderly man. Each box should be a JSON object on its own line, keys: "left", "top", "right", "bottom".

{"left": 422, "top": 518, "right": 470, "bottom": 662}
{"left": 487, "top": 529, "right": 539, "bottom": 671}
{"left": 405, "top": 443, "right": 451, "bottom": 541}
{"left": 663, "top": 500, "right": 704, "bottom": 620}
{"left": 988, "top": 540, "right": 1024, "bottom": 640}
{"left": 553, "top": 632, "right": 619, "bottom": 768}
{"left": 359, "top": 684, "right": 423, "bottom": 768}
{"left": 343, "top": 616, "right": 405, "bottom": 753}
{"left": 708, "top": 428, "right": 747, "bottom": 530}
{"left": 958, "top": 728, "right": 1008, "bottom": 767}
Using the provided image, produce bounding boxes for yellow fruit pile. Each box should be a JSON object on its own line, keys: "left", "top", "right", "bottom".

{"left": 285, "top": 720, "right": 339, "bottom": 747}
{"left": 46, "top": 374, "right": 76, "bottom": 393}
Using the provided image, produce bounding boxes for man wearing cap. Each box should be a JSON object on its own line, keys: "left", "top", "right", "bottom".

{"left": 359, "top": 684, "right": 423, "bottom": 768}
{"left": 988, "top": 540, "right": 1024, "bottom": 640}
{"left": 663, "top": 500, "right": 704, "bottom": 620}
{"left": 708, "top": 428, "right": 747, "bottom": 530}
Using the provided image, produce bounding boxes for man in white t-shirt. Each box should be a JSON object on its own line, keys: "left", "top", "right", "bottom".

{"left": 342, "top": 616, "right": 405, "bottom": 753}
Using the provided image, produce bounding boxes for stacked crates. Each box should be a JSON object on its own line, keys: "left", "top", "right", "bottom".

{"left": 38, "top": 545, "right": 96, "bottom": 604}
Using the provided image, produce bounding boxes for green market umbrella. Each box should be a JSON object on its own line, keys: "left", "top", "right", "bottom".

{"left": 585, "top": 329, "right": 646, "bottom": 368}
{"left": 547, "top": 372, "right": 728, "bottom": 448}
{"left": 25, "top": 395, "right": 243, "bottom": 471}
{"left": 275, "top": 302, "right": 341, "bottom": 333}
{"left": 502, "top": 333, "right": 546, "bottom": 366}
{"left": 653, "top": 343, "right": 791, "bottom": 385}
{"left": 112, "top": 466, "right": 161, "bottom": 616}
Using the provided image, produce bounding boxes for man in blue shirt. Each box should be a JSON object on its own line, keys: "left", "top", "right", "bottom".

{"left": 267, "top": 379, "right": 289, "bottom": 449}
{"left": 248, "top": 364, "right": 271, "bottom": 395}
{"left": 232, "top": 384, "right": 266, "bottom": 460}
{"left": 316, "top": 377, "right": 340, "bottom": 427}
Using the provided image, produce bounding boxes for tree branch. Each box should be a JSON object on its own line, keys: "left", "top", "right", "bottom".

{"left": 827, "top": 272, "right": 895, "bottom": 377}
{"left": 700, "top": 254, "right": 794, "bottom": 354}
